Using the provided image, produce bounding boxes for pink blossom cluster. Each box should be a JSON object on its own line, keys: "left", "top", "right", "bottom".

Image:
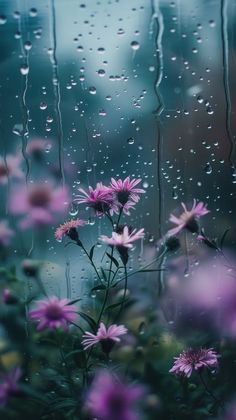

{"left": 75, "top": 177, "right": 145, "bottom": 217}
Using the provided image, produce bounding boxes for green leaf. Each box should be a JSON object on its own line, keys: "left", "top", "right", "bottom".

{"left": 66, "top": 298, "right": 82, "bottom": 305}
{"left": 220, "top": 228, "right": 230, "bottom": 250}
{"left": 89, "top": 245, "right": 96, "bottom": 260}
{"left": 106, "top": 252, "right": 119, "bottom": 268}
{"left": 78, "top": 311, "right": 97, "bottom": 332}
{"left": 100, "top": 267, "right": 108, "bottom": 281}
{"left": 91, "top": 284, "right": 106, "bottom": 292}
{"left": 105, "top": 299, "right": 129, "bottom": 312}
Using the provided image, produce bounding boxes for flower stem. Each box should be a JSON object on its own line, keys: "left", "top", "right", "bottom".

{"left": 198, "top": 371, "right": 224, "bottom": 410}
{"left": 115, "top": 263, "right": 128, "bottom": 321}
{"left": 79, "top": 242, "right": 102, "bottom": 281}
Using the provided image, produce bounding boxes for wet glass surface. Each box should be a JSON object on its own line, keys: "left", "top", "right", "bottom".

{"left": 0, "top": 1, "right": 236, "bottom": 419}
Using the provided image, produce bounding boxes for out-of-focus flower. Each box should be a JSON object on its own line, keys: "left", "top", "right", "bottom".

{"left": 75, "top": 183, "right": 118, "bottom": 217}
{"left": 26, "top": 139, "right": 52, "bottom": 159}
{"left": 0, "top": 368, "right": 22, "bottom": 406}
{"left": 2, "top": 289, "right": 18, "bottom": 304}
{"left": 85, "top": 370, "right": 144, "bottom": 420}
{"left": 222, "top": 401, "right": 236, "bottom": 420}
{"left": 0, "top": 220, "right": 14, "bottom": 246}
{"left": 110, "top": 177, "right": 145, "bottom": 211}
{"left": 0, "top": 154, "right": 24, "bottom": 185}
{"left": 29, "top": 296, "right": 77, "bottom": 331}
{"left": 22, "top": 259, "right": 40, "bottom": 277}
{"left": 167, "top": 199, "right": 209, "bottom": 236}
{"left": 82, "top": 322, "right": 127, "bottom": 353}
{"left": 100, "top": 226, "right": 145, "bottom": 249}
{"left": 169, "top": 348, "right": 219, "bottom": 378}
{"left": 55, "top": 218, "right": 86, "bottom": 242}
{"left": 9, "top": 182, "right": 69, "bottom": 229}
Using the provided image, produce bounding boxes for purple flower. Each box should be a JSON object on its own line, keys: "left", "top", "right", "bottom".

{"left": 55, "top": 218, "right": 86, "bottom": 241}
{"left": 100, "top": 226, "right": 145, "bottom": 249}
{"left": 85, "top": 370, "right": 144, "bottom": 420}
{"left": 29, "top": 296, "right": 77, "bottom": 331}
{"left": 169, "top": 348, "right": 219, "bottom": 378}
{"left": 110, "top": 177, "right": 145, "bottom": 212}
{"left": 167, "top": 199, "right": 209, "bottom": 236}
{"left": 75, "top": 182, "right": 118, "bottom": 217}
{"left": 9, "top": 182, "right": 69, "bottom": 229}
{"left": 0, "top": 220, "right": 14, "bottom": 246}
{"left": 0, "top": 154, "right": 24, "bottom": 185}
{"left": 82, "top": 322, "right": 127, "bottom": 352}
{"left": 0, "top": 368, "right": 22, "bottom": 406}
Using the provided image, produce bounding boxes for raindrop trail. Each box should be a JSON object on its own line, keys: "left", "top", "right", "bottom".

{"left": 17, "top": 5, "right": 30, "bottom": 182}
{"left": 50, "top": 0, "right": 65, "bottom": 185}
{"left": 65, "top": 259, "right": 71, "bottom": 299}
{"left": 220, "top": 0, "right": 235, "bottom": 170}
{"left": 150, "top": 0, "right": 164, "bottom": 238}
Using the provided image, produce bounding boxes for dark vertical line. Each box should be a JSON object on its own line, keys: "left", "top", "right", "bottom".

{"left": 150, "top": 0, "right": 164, "bottom": 238}
{"left": 220, "top": 0, "right": 235, "bottom": 171}
{"left": 50, "top": 0, "right": 65, "bottom": 185}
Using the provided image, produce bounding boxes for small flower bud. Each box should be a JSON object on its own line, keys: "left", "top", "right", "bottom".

{"left": 22, "top": 259, "right": 40, "bottom": 277}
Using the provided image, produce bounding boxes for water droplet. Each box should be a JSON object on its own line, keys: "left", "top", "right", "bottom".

{"left": 39, "top": 102, "right": 47, "bottom": 110}
{"left": 0, "top": 15, "right": 7, "bottom": 24}
{"left": 24, "top": 41, "right": 32, "bottom": 51}
{"left": 20, "top": 64, "right": 29, "bottom": 75}
{"left": 205, "top": 163, "right": 212, "bottom": 174}
{"left": 138, "top": 321, "right": 146, "bottom": 335}
{"left": 97, "top": 69, "right": 105, "bottom": 77}
{"left": 130, "top": 41, "right": 140, "bottom": 51}
{"left": 29, "top": 8, "right": 37, "bottom": 17}
{"left": 89, "top": 86, "right": 96, "bottom": 95}
{"left": 127, "top": 137, "right": 134, "bottom": 145}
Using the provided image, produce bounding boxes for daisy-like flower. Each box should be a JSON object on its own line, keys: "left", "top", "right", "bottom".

{"left": 167, "top": 199, "right": 209, "bottom": 236}
{"left": 100, "top": 225, "right": 145, "bottom": 249}
{"left": 110, "top": 177, "right": 145, "bottom": 206}
{"left": 75, "top": 182, "right": 118, "bottom": 217}
{"left": 0, "top": 154, "right": 24, "bottom": 185}
{"left": 55, "top": 218, "right": 86, "bottom": 242}
{"left": 9, "top": 181, "right": 69, "bottom": 229}
{"left": 85, "top": 370, "right": 144, "bottom": 420}
{"left": 0, "top": 220, "right": 14, "bottom": 246}
{"left": 169, "top": 348, "right": 219, "bottom": 378}
{"left": 0, "top": 368, "right": 22, "bottom": 406}
{"left": 29, "top": 296, "right": 77, "bottom": 331}
{"left": 82, "top": 322, "right": 127, "bottom": 353}
{"left": 100, "top": 226, "right": 144, "bottom": 264}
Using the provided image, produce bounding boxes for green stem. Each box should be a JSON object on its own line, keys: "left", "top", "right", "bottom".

{"left": 198, "top": 371, "right": 224, "bottom": 410}
{"left": 79, "top": 242, "right": 102, "bottom": 281}
{"left": 115, "top": 263, "right": 128, "bottom": 321}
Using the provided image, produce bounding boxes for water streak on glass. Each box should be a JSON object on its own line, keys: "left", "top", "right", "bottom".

{"left": 220, "top": 0, "right": 235, "bottom": 174}
{"left": 150, "top": 0, "right": 164, "bottom": 237}
{"left": 50, "top": 0, "right": 65, "bottom": 185}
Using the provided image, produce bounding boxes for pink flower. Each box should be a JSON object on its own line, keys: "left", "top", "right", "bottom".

{"left": 167, "top": 199, "right": 209, "bottom": 236}
{"left": 169, "top": 348, "right": 219, "bottom": 378}
{"left": 29, "top": 296, "right": 77, "bottom": 331}
{"left": 85, "top": 370, "right": 144, "bottom": 420}
{"left": 75, "top": 182, "right": 118, "bottom": 217}
{"left": 82, "top": 322, "right": 127, "bottom": 352}
{"left": 110, "top": 177, "right": 145, "bottom": 210}
{"left": 0, "top": 154, "right": 24, "bottom": 185}
{"left": 100, "top": 226, "right": 145, "bottom": 249}
{"left": 0, "top": 368, "right": 22, "bottom": 406}
{"left": 0, "top": 220, "right": 14, "bottom": 246}
{"left": 55, "top": 218, "right": 86, "bottom": 241}
{"left": 9, "top": 182, "right": 69, "bottom": 229}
